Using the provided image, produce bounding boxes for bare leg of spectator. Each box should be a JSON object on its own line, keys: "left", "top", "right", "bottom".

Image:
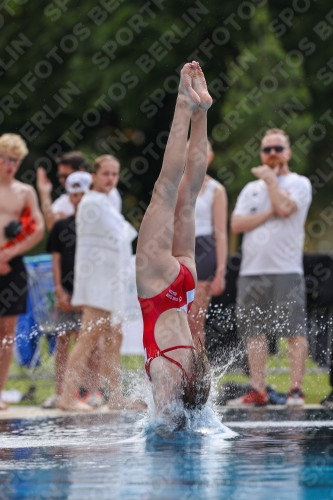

{"left": 55, "top": 332, "right": 73, "bottom": 396}
{"left": 84, "top": 337, "right": 103, "bottom": 402}
{"left": 59, "top": 306, "right": 111, "bottom": 411}
{"left": 247, "top": 335, "right": 268, "bottom": 393}
{"left": 188, "top": 281, "right": 211, "bottom": 348}
{"left": 56, "top": 330, "right": 102, "bottom": 404}
{"left": 103, "top": 322, "right": 123, "bottom": 409}
{"left": 0, "top": 316, "right": 17, "bottom": 410}
{"left": 288, "top": 335, "right": 308, "bottom": 390}
{"left": 327, "top": 336, "right": 333, "bottom": 397}
{"left": 101, "top": 323, "right": 145, "bottom": 410}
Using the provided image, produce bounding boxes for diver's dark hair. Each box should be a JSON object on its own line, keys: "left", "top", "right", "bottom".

{"left": 180, "top": 341, "right": 211, "bottom": 410}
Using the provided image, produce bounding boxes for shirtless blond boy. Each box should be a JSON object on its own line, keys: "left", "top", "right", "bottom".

{"left": 0, "top": 134, "right": 44, "bottom": 410}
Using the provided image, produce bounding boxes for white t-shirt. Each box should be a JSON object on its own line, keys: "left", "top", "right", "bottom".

{"left": 232, "top": 173, "right": 312, "bottom": 276}
{"left": 52, "top": 188, "right": 122, "bottom": 215}
{"left": 195, "top": 178, "right": 218, "bottom": 237}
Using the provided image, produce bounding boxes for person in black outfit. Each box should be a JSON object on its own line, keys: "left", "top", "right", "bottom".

{"left": 42, "top": 172, "right": 92, "bottom": 408}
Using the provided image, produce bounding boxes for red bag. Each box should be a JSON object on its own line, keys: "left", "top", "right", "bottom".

{"left": 1, "top": 206, "right": 37, "bottom": 250}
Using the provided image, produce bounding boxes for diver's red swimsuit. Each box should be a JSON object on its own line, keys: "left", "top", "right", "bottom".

{"left": 138, "top": 264, "right": 196, "bottom": 383}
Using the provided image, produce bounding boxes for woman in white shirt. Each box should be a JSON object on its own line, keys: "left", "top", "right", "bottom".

{"left": 59, "top": 155, "right": 139, "bottom": 411}
{"left": 188, "top": 143, "right": 228, "bottom": 347}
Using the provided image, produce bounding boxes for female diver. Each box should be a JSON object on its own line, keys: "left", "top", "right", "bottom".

{"left": 136, "top": 61, "right": 213, "bottom": 424}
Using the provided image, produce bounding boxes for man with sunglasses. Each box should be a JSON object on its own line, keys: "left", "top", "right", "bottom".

{"left": 229, "top": 128, "right": 312, "bottom": 407}
{"left": 37, "top": 151, "right": 122, "bottom": 230}
{"left": 0, "top": 133, "right": 44, "bottom": 410}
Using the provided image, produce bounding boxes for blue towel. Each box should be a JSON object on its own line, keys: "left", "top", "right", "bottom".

{"left": 15, "top": 292, "right": 41, "bottom": 368}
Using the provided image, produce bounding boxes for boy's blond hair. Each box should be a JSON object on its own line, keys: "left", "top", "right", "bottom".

{"left": 0, "top": 133, "right": 29, "bottom": 159}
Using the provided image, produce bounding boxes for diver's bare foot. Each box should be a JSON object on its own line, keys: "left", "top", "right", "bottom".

{"left": 192, "top": 61, "right": 212, "bottom": 110}
{"left": 58, "top": 399, "right": 93, "bottom": 412}
{"left": 178, "top": 62, "right": 200, "bottom": 109}
{"left": 0, "top": 399, "right": 8, "bottom": 410}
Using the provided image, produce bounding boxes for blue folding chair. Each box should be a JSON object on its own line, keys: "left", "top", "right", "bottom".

{"left": 15, "top": 254, "right": 56, "bottom": 369}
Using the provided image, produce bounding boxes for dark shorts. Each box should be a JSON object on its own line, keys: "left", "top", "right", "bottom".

{"left": 195, "top": 235, "right": 216, "bottom": 282}
{"left": 0, "top": 256, "right": 28, "bottom": 317}
{"left": 236, "top": 274, "right": 307, "bottom": 339}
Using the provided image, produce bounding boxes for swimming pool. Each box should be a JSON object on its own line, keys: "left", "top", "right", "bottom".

{"left": 0, "top": 407, "right": 333, "bottom": 500}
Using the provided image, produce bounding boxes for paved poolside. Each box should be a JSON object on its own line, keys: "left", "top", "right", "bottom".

{"left": 0, "top": 404, "right": 328, "bottom": 421}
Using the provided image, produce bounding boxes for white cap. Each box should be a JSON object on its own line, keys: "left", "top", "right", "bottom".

{"left": 65, "top": 171, "right": 92, "bottom": 194}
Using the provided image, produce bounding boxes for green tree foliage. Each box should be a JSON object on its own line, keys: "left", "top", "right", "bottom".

{"left": 0, "top": 0, "right": 277, "bottom": 222}
{"left": 267, "top": 0, "right": 333, "bottom": 211}
{"left": 1, "top": 0, "right": 332, "bottom": 227}
{"left": 210, "top": 7, "right": 312, "bottom": 210}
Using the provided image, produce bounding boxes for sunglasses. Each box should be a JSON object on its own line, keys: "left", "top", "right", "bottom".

{"left": 57, "top": 173, "right": 70, "bottom": 179}
{"left": 261, "top": 146, "right": 285, "bottom": 154}
{"left": 0, "top": 154, "right": 21, "bottom": 165}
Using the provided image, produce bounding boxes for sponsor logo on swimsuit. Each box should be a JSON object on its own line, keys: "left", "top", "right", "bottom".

{"left": 166, "top": 289, "right": 181, "bottom": 301}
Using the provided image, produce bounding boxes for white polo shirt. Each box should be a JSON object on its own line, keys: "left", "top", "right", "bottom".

{"left": 232, "top": 173, "right": 312, "bottom": 276}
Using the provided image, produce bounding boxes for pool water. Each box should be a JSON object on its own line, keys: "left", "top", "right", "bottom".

{"left": 0, "top": 408, "right": 333, "bottom": 500}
